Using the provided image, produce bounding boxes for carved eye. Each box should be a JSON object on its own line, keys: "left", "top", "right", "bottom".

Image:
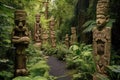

{"left": 21, "top": 20, "right": 25, "bottom": 26}
{"left": 15, "top": 20, "right": 19, "bottom": 26}
{"left": 15, "top": 20, "right": 25, "bottom": 26}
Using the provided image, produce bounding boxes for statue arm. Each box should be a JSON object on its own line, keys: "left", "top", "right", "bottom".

{"left": 106, "top": 27, "right": 111, "bottom": 42}
{"left": 11, "top": 29, "right": 21, "bottom": 43}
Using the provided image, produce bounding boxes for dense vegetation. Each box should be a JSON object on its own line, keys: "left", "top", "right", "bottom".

{"left": 0, "top": 0, "right": 120, "bottom": 80}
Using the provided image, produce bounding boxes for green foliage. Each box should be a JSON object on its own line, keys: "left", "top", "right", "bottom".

{"left": 13, "top": 76, "right": 32, "bottom": 80}
{"left": 42, "top": 43, "right": 70, "bottom": 60}
{"left": 12, "top": 43, "right": 56, "bottom": 80}
{"left": 55, "top": 43, "right": 70, "bottom": 60}
{"left": 73, "top": 72, "right": 93, "bottom": 80}
{"left": 94, "top": 73, "right": 110, "bottom": 80}
{"left": 66, "top": 43, "right": 96, "bottom": 79}
{"left": 13, "top": 76, "right": 52, "bottom": 80}
{"left": 0, "top": 3, "right": 13, "bottom": 57}
{"left": 32, "top": 76, "right": 47, "bottom": 80}
{"left": 87, "top": 0, "right": 97, "bottom": 20}
{"left": 51, "top": 0, "right": 76, "bottom": 41}
{"left": 26, "top": 43, "right": 43, "bottom": 57}
{"left": 41, "top": 43, "right": 57, "bottom": 56}
{"left": 110, "top": 49, "right": 120, "bottom": 65}
{"left": 82, "top": 19, "right": 115, "bottom": 33}
{"left": 0, "top": 21, "right": 12, "bottom": 59}
{"left": 82, "top": 20, "right": 96, "bottom": 33}
{"left": 29, "top": 61, "right": 49, "bottom": 77}
{"left": 106, "top": 19, "right": 115, "bottom": 27}
{"left": 0, "top": 71, "right": 13, "bottom": 80}
{"left": 26, "top": 44, "right": 50, "bottom": 79}
{"left": 106, "top": 65, "right": 120, "bottom": 80}
{"left": 0, "top": 59, "right": 14, "bottom": 80}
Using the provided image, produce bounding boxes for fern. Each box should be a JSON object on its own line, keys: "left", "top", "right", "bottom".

{"left": 13, "top": 76, "right": 32, "bottom": 80}
{"left": 29, "top": 61, "right": 49, "bottom": 77}
{"left": 33, "top": 76, "right": 47, "bottom": 80}
{"left": 106, "top": 65, "right": 120, "bottom": 80}
{"left": 82, "top": 20, "right": 96, "bottom": 33}
{"left": 95, "top": 73, "right": 110, "bottom": 80}
{"left": 82, "top": 19, "right": 115, "bottom": 33}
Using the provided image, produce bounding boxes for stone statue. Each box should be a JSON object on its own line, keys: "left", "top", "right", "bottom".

{"left": 50, "top": 30, "right": 56, "bottom": 47}
{"left": 49, "top": 17, "right": 56, "bottom": 47}
{"left": 65, "top": 34, "right": 69, "bottom": 48}
{"left": 42, "top": 31, "right": 49, "bottom": 44}
{"left": 92, "top": 0, "right": 111, "bottom": 78}
{"left": 11, "top": 10, "right": 30, "bottom": 76}
{"left": 34, "top": 14, "right": 42, "bottom": 47}
{"left": 70, "top": 27, "right": 77, "bottom": 45}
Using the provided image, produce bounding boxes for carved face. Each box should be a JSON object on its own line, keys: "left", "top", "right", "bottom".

{"left": 35, "top": 14, "right": 40, "bottom": 23}
{"left": 36, "top": 17, "right": 40, "bottom": 23}
{"left": 15, "top": 19, "right": 25, "bottom": 29}
{"left": 15, "top": 10, "right": 26, "bottom": 29}
{"left": 96, "top": 15, "right": 109, "bottom": 28}
{"left": 71, "top": 27, "right": 76, "bottom": 34}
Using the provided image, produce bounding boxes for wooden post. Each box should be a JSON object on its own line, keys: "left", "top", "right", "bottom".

{"left": 12, "top": 10, "right": 30, "bottom": 76}
{"left": 34, "top": 14, "right": 42, "bottom": 48}
{"left": 92, "top": 0, "right": 111, "bottom": 79}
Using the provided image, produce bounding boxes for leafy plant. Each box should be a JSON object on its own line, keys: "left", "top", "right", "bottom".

{"left": 0, "top": 71, "right": 13, "bottom": 80}
{"left": 29, "top": 61, "right": 49, "bottom": 77}
{"left": 13, "top": 76, "right": 32, "bottom": 80}
{"left": 41, "top": 43, "right": 57, "bottom": 56}
{"left": 93, "top": 73, "right": 110, "bottom": 80}
{"left": 56, "top": 43, "right": 70, "bottom": 60}
{"left": 73, "top": 72, "right": 93, "bottom": 80}
{"left": 82, "top": 19, "right": 115, "bottom": 33}
{"left": 0, "top": 15, "right": 12, "bottom": 58}
{"left": 82, "top": 20, "right": 96, "bottom": 33}
{"left": 106, "top": 65, "right": 120, "bottom": 80}
{"left": 66, "top": 43, "right": 96, "bottom": 79}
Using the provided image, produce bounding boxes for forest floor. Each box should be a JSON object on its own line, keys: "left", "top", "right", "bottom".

{"left": 47, "top": 56, "right": 75, "bottom": 80}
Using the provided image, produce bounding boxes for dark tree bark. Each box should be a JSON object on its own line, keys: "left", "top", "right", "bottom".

{"left": 74, "top": 0, "right": 97, "bottom": 43}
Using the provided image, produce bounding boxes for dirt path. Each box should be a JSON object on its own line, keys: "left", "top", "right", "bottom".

{"left": 47, "top": 56, "right": 72, "bottom": 80}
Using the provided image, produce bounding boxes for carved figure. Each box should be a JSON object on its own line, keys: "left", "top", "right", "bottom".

{"left": 42, "top": 31, "right": 49, "bottom": 44}
{"left": 50, "top": 31, "right": 56, "bottom": 47}
{"left": 65, "top": 34, "right": 69, "bottom": 48}
{"left": 49, "top": 17, "right": 56, "bottom": 47}
{"left": 70, "top": 27, "right": 77, "bottom": 45}
{"left": 93, "top": 0, "right": 111, "bottom": 75}
{"left": 11, "top": 10, "right": 30, "bottom": 76}
{"left": 34, "top": 14, "right": 42, "bottom": 47}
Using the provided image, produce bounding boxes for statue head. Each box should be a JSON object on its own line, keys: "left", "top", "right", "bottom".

{"left": 35, "top": 14, "right": 40, "bottom": 23}
{"left": 65, "top": 34, "right": 69, "bottom": 38}
{"left": 71, "top": 27, "right": 76, "bottom": 34}
{"left": 14, "top": 10, "right": 27, "bottom": 29}
{"left": 96, "top": 0, "right": 109, "bottom": 29}
{"left": 50, "top": 16, "right": 55, "bottom": 26}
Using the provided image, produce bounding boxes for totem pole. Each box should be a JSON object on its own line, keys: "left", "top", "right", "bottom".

{"left": 70, "top": 27, "right": 77, "bottom": 45}
{"left": 65, "top": 34, "right": 70, "bottom": 48}
{"left": 93, "top": 0, "right": 111, "bottom": 79}
{"left": 41, "top": 0, "right": 49, "bottom": 45}
{"left": 42, "top": 0, "right": 49, "bottom": 19}
{"left": 11, "top": 10, "right": 30, "bottom": 76}
{"left": 49, "top": 17, "right": 56, "bottom": 47}
{"left": 34, "top": 14, "right": 42, "bottom": 47}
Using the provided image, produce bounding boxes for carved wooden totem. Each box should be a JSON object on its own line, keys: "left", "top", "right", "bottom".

{"left": 42, "top": 1, "right": 49, "bottom": 19}
{"left": 65, "top": 34, "right": 70, "bottom": 48}
{"left": 11, "top": 10, "right": 30, "bottom": 76}
{"left": 49, "top": 17, "right": 56, "bottom": 47}
{"left": 70, "top": 27, "right": 77, "bottom": 45}
{"left": 42, "top": 31, "right": 49, "bottom": 44}
{"left": 34, "top": 14, "right": 42, "bottom": 47}
{"left": 93, "top": 0, "right": 111, "bottom": 79}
